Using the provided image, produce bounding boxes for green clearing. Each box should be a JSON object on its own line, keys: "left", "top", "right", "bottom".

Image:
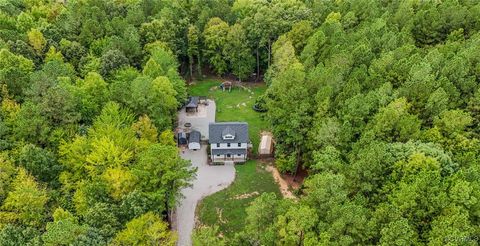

{"left": 196, "top": 160, "right": 281, "bottom": 238}
{"left": 188, "top": 79, "right": 268, "bottom": 152}
{"left": 189, "top": 79, "right": 280, "bottom": 238}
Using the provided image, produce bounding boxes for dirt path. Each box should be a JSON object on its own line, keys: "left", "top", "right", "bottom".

{"left": 265, "top": 165, "right": 297, "bottom": 200}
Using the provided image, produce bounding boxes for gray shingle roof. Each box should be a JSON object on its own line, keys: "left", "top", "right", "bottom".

{"left": 186, "top": 96, "right": 199, "bottom": 108}
{"left": 177, "top": 132, "right": 187, "bottom": 145}
{"left": 209, "top": 122, "right": 249, "bottom": 143}
{"left": 222, "top": 126, "right": 235, "bottom": 138}
{"left": 212, "top": 148, "right": 247, "bottom": 155}
{"left": 178, "top": 132, "right": 187, "bottom": 139}
{"left": 189, "top": 130, "right": 201, "bottom": 143}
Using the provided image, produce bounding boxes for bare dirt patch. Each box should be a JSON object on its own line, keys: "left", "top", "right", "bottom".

{"left": 216, "top": 208, "right": 228, "bottom": 224}
{"left": 265, "top": 165, "right": 297, "bottom": 200}
{"left": 231, "top": 191, "right": 259, "bottom": 200}
{"left": 282, "top": 167, "right": 307, "bottom": 190}
{"left": 236, "top": 102, "right": 247, "bottom": 108}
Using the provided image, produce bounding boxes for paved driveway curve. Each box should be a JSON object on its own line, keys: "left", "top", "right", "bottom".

{"left": 174, "top": 146, "right": 235, "bottom": 246}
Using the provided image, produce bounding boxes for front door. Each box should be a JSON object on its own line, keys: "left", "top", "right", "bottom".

{"left": 226, "top": 153, "right": 232, "bottom": 160}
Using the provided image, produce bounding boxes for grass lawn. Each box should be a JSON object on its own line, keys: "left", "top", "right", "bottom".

{"left": 189, "top": 79, "right": 280, "bottom": 238}
{"left": 196, "top": 160, "right": 281, "bottom": 238}
{"left": 188, "top": 79, "right": 269, "bottom": 153}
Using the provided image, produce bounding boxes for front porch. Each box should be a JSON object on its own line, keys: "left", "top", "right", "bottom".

{"left": 211, "top": 153, "right": 247, "bottom": 164}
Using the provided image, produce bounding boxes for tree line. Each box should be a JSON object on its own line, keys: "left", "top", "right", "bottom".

{"left": 215, "top": 1, "right": 480, "bottom": 246}
{"left": 0, "top": 0, "right": 197, "bottom": 244}
{"left": 193, "top": 0, "right": 480, "bottom": 245}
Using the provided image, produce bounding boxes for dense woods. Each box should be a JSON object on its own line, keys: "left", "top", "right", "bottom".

{"left": 1, "top": 0, "right": 480, "bottom": 245}
{"left": 0, "top": 0, "right": 195, "bottom": 244}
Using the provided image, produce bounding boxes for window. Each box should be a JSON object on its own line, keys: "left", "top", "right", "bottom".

{"left": 237, "top": 154, "right": 242, "bottom": 156}
{"left": 216, "top": 143, "right": 220, "bottom": 147}
{"left": 227, "top": 143, "right": 231, "bottom": 147}
{"left": 223, "top": 135, "right": 234, "bottom": 140}
{"left": 216, "top": 154, "right": 220, "bottom": 157}
{"left": 238, "top": 143, "right": 241, "bottom": 147}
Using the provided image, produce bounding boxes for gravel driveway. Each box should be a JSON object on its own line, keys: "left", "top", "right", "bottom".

{"left": 174, "top": 100, "right": 235, "bottom": 246}
{"left": 174, "top": 146, "right": 235, "bottom": 246}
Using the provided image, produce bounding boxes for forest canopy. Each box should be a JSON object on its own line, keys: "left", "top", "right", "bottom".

{"left": 1, "top": 0, "right": 480, "bottom": 245}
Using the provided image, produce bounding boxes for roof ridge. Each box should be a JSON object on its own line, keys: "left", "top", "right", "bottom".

{"left": 209, "top": 122, "right": 247, "bottom": 124}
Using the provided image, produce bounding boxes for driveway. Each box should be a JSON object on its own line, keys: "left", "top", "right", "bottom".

{"left": 174, "top": 146, "right": 235, "bottom": 246}
{"left": 174, "top": 99, "right": 236, "bottom": 246}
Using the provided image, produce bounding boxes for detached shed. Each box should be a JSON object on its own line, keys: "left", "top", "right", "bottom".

{"left": 177, "top": 132, "right": 187, "bottom": 146}
{"left": 185, "top": 97, "right": 199, "bottom": 112}
{"left": 188, "top": 130, "right": 201, "bottom": 150}
{"left": 258, "top": 134, "right": 273, "bottom": 156}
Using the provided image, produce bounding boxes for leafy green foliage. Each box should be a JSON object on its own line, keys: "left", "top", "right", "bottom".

{"left": 192, "top": 226, "right": 225, "bottom": 246}
{"left": 100, "top": 49, "right": 128, "bottom": 77}
{"left": 128, "top": 76, "right": 178, "bottom": 130}
{"left": 112, "top": 212, "right": 177, "bottom": 246}
{"left": 224, "top": 24, "right": 255, "bottom": 80}
{"left": 14, "top": 144, "right": 62, "bottom": 185}
{"left": 203, "top": 17, "right": 229, "bottom": 75}
{"left": 0, "top": 0, "right": 195, "bottom": 243}
{"left": 0, "top": 224, "right": 41, "bottom": 246}
{"left": 134, "top": 143, "right": 195, "bottom": 214}
{"left": 0, "top": 49, "right": 34, "bottom": 99}
{"left": 235, "top": 1, "right": 480, "bottom": 244}
{"left": 42, "top": 208, "right": 88, "bottom": 246}
{"left": 243, "top": 193, "right": 283, "bottom": 245}
{"left": 1, "top": 168, "right": 47, "bottom": 227}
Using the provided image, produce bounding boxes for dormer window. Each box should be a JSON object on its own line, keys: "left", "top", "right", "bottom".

{"left": 222, "top": 126, "right": 236, "bottom": 140}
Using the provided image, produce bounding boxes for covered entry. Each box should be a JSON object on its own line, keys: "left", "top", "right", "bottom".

{"left": 211, "top": 149, "right": 247, "bottom": 164}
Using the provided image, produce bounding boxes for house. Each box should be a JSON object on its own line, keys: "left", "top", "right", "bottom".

{"left": 188, "top": 130, "right": 201, "bottom": 150}
{"left": 209, "top": 122, "right": 249, "bottom": 163}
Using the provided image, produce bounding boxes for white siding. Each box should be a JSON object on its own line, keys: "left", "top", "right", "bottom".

{"left": 210, "top": 144, "right": 248, "bottom": 164}
{"left": 188, "top": 142, "right": 201, "bottom": 150}
{"left": 212, "top": 154, "right": 247, "bottom": 163}
{"left": 211, "top": 142, "right": 248, "bottom": 149}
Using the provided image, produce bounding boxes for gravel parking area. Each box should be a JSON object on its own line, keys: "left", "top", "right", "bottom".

{"left": 177, "top": 99, "right": 216, "bottom": 140}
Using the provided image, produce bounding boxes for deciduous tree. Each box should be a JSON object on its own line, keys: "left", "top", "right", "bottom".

{"left": 203, "top": 18, "right": 229, "bottom": 75}
{"left": 112, "top": 212, "right": 177, "bottom": 246}
{"left": 1, "top": 168, "right": 47, "bottom": 227}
